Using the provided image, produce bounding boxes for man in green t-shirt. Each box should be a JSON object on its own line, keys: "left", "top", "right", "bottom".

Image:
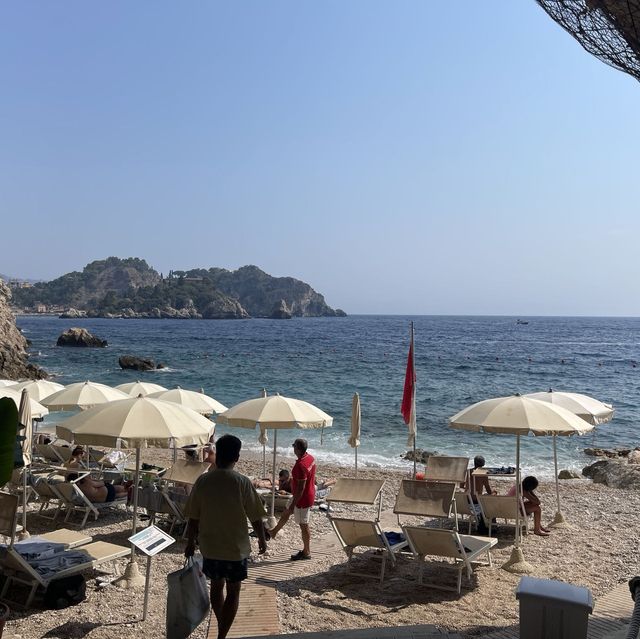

{"left": 185, "top": 434, "right": 267, "bottom": 639}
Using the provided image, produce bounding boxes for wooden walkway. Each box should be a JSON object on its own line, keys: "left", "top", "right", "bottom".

{"left": 243, "top": 625, "right": 461, "bottom": 639}
{"left": 587, "top": 582, "right": 635, "bottom": 639}
{"left": 208, "top": 534, "right": 340, "bottom": 639}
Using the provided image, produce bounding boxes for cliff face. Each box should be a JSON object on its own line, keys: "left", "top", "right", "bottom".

{"left": 209, "top": 265, "right": 339, "bottom": 317}
{"left": 0, "top": 281, "right": 46, "bottom": 380}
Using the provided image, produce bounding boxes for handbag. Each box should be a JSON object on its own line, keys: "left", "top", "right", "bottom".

{"left": 166, "top": 556, "right": 210, "bottom": 639}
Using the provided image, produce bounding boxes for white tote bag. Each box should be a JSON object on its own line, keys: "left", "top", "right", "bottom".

{"left": 166, "top": 556, "right": 210, "bottom": 639}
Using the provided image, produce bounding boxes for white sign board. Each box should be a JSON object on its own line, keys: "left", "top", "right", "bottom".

{"left": 128, "top": 525, "right": 175, "bottom": 557}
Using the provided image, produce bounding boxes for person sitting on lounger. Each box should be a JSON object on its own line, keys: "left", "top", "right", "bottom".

{"left": 65, "top": 446, "right": 86, "bottom": 481}
{"left": 77, "top": 475, "right": 128, "bottom": 503}
{"left": 508, "top": 475, "right": 550, "bottom": 537}
{"left": 463, "top": 455, "right": 497, "bottom": 534}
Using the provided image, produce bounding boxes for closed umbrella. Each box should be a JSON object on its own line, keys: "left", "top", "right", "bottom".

{"left": 348, "top": 393, "right": 361, "bottom": 477}
{"left": 42, "top": 381, "right": 128, "bottom": 411}
{"left": 56, "top": 396, "right": 213, "bottom": 595}
{"left": 524, "top": 390, "right": 614, "bottom": 526}
{"left": 216, "top": 394, "right": 333, "bottom": 527}
{"left": 0, "top": 387, "right": 48, "bottom": 419}
{"left": 148, "top": 387, "right": 227, "bottom": 416}
{"left": 17, "top": 389, "right": 32, "bottom": 539}
{"left": 449, "top": 394, "right": 593, "bottom": 573}
{"left": 115, "top": 381, "right": 167, "bottom": 397}
{"left": 11, "top": 380, "right": 65, "bottom": 402}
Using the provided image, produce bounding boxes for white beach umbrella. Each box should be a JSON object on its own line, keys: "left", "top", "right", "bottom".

{"left": 115, "top": 381, "right": 168, "bottom": 397}
{"left": 0, "top": 380, "right": 17, "bottom": 387}
{"left": 17, "top": 389, "right": 32, "bottom": 539}
{"left": 524, "top": 390, "right": 614, "bottom": 526}
{"left": 349, "top": 393, "right": 361, "bottom": 477}
{"left": 216, "top": 394, "right": 333, "bottom": 526}
{"left": 449, "top": 394, "right": 593, "bottom": 574}
{"left": 0, "top": 387, "right": 48, "bottom": 419}
{"left": 11, "top": 380, "right": 65, "bottom": 403}
{"left": 41, "top": 380, "right": 128, "bottom": 411}
{"left": 56, "top": 396, "right": 214, "bottom": 588}
{"left": 147, "top": 387, "right": 227, "bottom": 416}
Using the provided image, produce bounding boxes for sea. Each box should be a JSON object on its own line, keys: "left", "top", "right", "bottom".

{"left": 15, "top": 315, "right": 640, "bottom": 479}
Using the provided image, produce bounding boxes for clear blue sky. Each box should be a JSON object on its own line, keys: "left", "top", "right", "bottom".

{"left": 2, "top": 2, "right": 639, "bottom": 315}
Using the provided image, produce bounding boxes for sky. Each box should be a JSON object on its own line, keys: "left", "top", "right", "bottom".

{"left": 1, "top": 2, "right": 639, "bottom": 316}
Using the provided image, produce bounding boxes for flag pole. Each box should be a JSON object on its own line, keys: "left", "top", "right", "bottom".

{"left": 411, "top": 321, "right": 416, "bottom": 478}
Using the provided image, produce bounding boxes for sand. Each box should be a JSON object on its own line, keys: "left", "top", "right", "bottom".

{"left": 5, "top": 449, "right": 640, "bottom": 639}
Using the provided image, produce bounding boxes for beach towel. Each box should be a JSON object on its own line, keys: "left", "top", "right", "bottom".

{"left": 166, "top": 556, "right": 210, "bottom": 639}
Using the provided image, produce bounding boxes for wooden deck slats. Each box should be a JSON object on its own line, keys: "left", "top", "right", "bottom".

{"left": 587, "top": 582, "right": 635, "bottom": 639}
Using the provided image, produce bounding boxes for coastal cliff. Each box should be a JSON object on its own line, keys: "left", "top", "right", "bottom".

{"left": 0, "top": 281, "right": 46, "bottom": 380}
{"left": 11, "top": 257, "right": 344, "bottom": 319}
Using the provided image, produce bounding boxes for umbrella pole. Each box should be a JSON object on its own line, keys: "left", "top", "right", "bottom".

{"left": 115, "top": 446, "right": 145, "bottom": 589}
{"left": 550, "top": 434, "right": 568, "bottom": 527}
{"left": 413, "top": 439, "right": 417, "bottom": 479}
{"left": 262, "top": 443, "right": 266, "bottom": 479}
{"left": 502, "top": 433, "right": 533, "bottom": 574}
{"left": 19, "top": 462, "right": 30, "bottom": 540}
{"left": 355, "top": 447, "right": 358, "bottom": 478}
{"left": 267, "top": 430, "right": 277, "bottom": 530}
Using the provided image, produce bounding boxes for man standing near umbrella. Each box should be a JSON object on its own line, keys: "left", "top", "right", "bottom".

{"left": 268, "top": 438, "right": 316, "bottom": 560}
{"left": 185, "top": 434, "right": 267, "bottom": 639}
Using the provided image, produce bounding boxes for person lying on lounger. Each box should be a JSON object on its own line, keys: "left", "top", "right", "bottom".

{"left": 76, "top": 475, "right": 128, "bottom": 503}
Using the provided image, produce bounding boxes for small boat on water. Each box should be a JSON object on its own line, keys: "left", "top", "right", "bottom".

{"left": 516, "top": 319, "right": 529, "bottom": 325}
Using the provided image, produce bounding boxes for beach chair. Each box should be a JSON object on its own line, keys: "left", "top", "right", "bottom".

{"left": 327, "top": 479, "right": 404, "bottom": 584}
{"left": 477, "top": 494, "right": 527, "bottom": 538}
{"left": 454, "top": 491, "right": 479, "bottom": 534}
{"left": 424, "top": 456, "right": 469, "bottom": 486}
{"left": 0, "top": 493, "right": 128, "bottom": 608}
{"left": 7, "top": 468, "right": 33, "bottom": 508}
{"left": 31, "top": 473, "right": 66, "bottom": 520}
{"left": 402, "top": 526, "right": 497, "bottom": 595}
{"left": 53, "top": 479, "right": 127, "bottom": 529}
{"left": 393, "top": 479, "right": 458, "bottom": 529}
{"left": 156, "top": 460, "right": 209, "bottom": 533}
{"left": 34, "top": 444, "right": 69, "bottom": 465}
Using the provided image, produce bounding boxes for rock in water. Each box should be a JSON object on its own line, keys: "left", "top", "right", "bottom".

{"left": 270, "top": 299, "right": 292, "bottom": 319}
{"left": 0, "top": 280, "right": 47, "bottom": 379}
{"left": 403, "top": 449, "right": 438, "bottom": 464}
{"left": 582, "top": 459, "right": 640, "bottom": 489}
{"left": 57, "top": 327, "right": 108, "bottom": 348}
{"left": 118, "top": 355, "right": 157, "bottom": 371}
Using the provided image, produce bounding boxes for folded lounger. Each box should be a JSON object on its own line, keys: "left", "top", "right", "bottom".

{"left": 0, "top": 492, "right": 128, "bottom": 608}
{"left": 402, "top": 526, "right": 497, "bottom": 595}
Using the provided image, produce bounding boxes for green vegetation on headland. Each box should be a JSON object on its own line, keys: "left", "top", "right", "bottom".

{"left": 10, "top": 257, "right": 346, "bottom": 320}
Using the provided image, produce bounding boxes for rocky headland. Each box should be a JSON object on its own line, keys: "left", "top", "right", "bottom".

{"left": 0, "top": 280, "right": 46, "bottom": 380}
{"left": 11, "top": 257, "right": 346, "bottom": 320}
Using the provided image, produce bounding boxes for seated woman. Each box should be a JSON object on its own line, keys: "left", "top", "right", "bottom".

{"left": 508, "top": 475, "right": 550, "bottom": 537}
{"left": 77, "top": 475, "right": 128, "bottom": 503}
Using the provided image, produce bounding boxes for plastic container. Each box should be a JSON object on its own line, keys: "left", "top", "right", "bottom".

{"left": 516, "top": 576, "right": 593, "bottom": 639}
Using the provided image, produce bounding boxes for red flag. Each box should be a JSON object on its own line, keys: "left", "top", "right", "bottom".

{"left": 401, "top": 331, "right": 415, "bottom": 425}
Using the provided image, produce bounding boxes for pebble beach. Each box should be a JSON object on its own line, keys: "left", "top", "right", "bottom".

{"left": 6, "top": 448, "right": 640, "bottom": 639}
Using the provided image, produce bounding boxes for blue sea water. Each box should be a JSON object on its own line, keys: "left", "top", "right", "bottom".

{"left": 15, "top": 315, "right": 640, "bottom": 478}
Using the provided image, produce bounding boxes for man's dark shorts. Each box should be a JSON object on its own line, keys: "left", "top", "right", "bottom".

{"left": 203, "top": 558, "right": 248, "bottom": 583}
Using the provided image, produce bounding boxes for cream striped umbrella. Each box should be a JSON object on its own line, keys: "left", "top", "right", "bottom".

{"left": 524, "top": 390, "right": 614, "bottom": 527}
{"left": 115, "top": 381, "right": 168, "bottom": 397}
{"left": 216, "top": 394, "right": 333, "bottom": 526}
{"left": 42, "top": 380, "right": 128, "bottom": 411}
{"left": 0, "top": 387, "right": 48, "bottom": 419}
{"left": 148, "top": 387, "right": 227, "bottom": 416}
{"left": 11, "top": 380, "right": 65, "bottom": 402}
{"left": 449, "top": 394, "right": 593, "bottom": 574}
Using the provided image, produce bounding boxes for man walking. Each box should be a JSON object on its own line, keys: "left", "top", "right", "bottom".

{"left": 268, "top": 438, "right": 316, "bottom": 560}
{"left": 185, "top": 434, "right": 267, "bottom": 639}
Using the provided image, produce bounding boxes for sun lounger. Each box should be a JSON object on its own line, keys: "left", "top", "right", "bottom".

{"left": 31, "top": 473, "right": 66, "bottom": 520}
{"left": 326, "top": 478, "right": 386, "bottom": 520}
{"left": 454, "top": 491, "right": 479, "bottom": 534}
{"left": 477, "top": 494, "right": 527, "bottom": 538}
{"left": 402, "top": 526, "right": 497, "bottom": 595}
{"left": 393, "top": 480, "right": 458, "bottom": 528}
{"left": 424, "top": 456, "right": 470, "bottom": 486}
{"left": 7, "top": 468, "right": 33, "bottom": 508}
{"left": 52, "top": 480, "right": 127, "bottom": 529}
{"left": 34, "top": 444, "right": 71, "bottom": 465}
{"left": 0, "top": 492, "right": 129, "bottom": 608}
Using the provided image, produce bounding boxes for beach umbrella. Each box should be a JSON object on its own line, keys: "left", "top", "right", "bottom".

{"left": 0, "top": 387, "right": 48, "bottom": 419}
{"left": 524, "top": 390, "right": 614, "bottom": 527}
{"left": 216, "top": 394, "right": 333, "bottom": 527}
{"left": 449, "top": 394, "right": 593, "bottom": 574}
{"left": 349, "top": 393, "right": 361, "bottom": 477}
{"left": 10, "top": 380, "right": 65, "bottom": 403}
{"left": 17, "top": 389, "right": 32, "bottom": 539}
{"left": 147, "top": 387, "right": 227, "bottom": 416}
{"left": 56, "top": 396, "right": 213, "bottom": 588}
{"left": 114, "top": 381, "right": 168, "bottom": 397}
{"left": 42, "top": 380, "right": 128, "bottom": 411}
{"left": 0, "top": 380, "right": 17, "bottom": 387}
